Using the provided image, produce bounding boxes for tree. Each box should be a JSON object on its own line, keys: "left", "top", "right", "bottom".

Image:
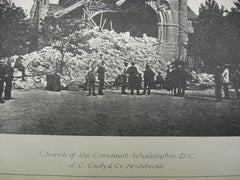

{"left": 0, "top": 0, "right": 30, "bottom": 58}
{"left": 187, "top": 0, "right": 226, "bottom": 73}
{"left": 223, "top": 0, "right": 240, "bottom": 66}
{"left": 39, "top": 16, "right": 88, "bottom": 74}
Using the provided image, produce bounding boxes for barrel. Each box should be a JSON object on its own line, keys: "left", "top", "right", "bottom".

{"left": 46, "top": 74, "right": 61, "bottom": 91}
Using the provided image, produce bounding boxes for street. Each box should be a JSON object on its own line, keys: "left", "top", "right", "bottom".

{"left": 0, "top": 88, "right": 240, "bottom": 136}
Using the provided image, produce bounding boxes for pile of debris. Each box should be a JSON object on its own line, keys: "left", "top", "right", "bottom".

{"left": 188, "top": 71, "right": 215, "bottom": 90}
{"left": 5, "top": 28, "right": 216, "bottom": 91}
{"left": 10, "top": 28, "right": 169, "bottom": 89}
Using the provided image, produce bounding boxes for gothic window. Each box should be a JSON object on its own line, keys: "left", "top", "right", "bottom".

{"left": 148, "top": 1, "right": 172, "bottom": 42}
{"left": 163, "top": 11, "right": 167, "bottom": 41}
{"left": 165, "top": 11, "right": 170, "bottom": 41}
{"left": 44, "top": 0, "right": 46, "bottom": 5}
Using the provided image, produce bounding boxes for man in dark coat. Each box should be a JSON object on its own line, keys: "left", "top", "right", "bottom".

{"left": 165, "top": 65, "right": 173, "bottom": 92}
{"left": 3, "top": 60, "right": 14, "bottom": 100}
{"left": 143, "top": 64, "right": 155, "bottom": 95}
{"left": 215, "top": 65, "right": 222, "bottom": 102}
{"left": 97, "top": 60, "right": 105, "bottom": 95}
{"left": 155, "top": 72, "right": 163, "bottom": 90}
{"left": 14, "top": 56, "right": 25, "bottom": 81}
{"left": 0, "top": 61, "right": 5, "bottom": 103}
{"left": 126, "top": 62, "right": 138, "bottom": 95}
{"left": 233, "top": 64, "right": 240, "bottom": 99}
{"left": 136, "top": 73, "right": 142, "bottom": 95}
{"left": 121, "top": 61, "right": 128, "bottom": 94}
{"left": 87, "top": 67, "right": 96, "bottom": 96}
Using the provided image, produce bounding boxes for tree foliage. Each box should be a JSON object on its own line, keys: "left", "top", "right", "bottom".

{"left": 39, "top": 16, "right": 88, "bottom": 73}
{"left": 0, "top": 0, "right": 30, "bottom": 58}
{"left": 224, "top": 0, "right": 240, "bottom": 65}
{"left": 187, "top": 0, "right": 226, "bottom": 73}
{"left": 188, "top": 0, "right": 240, "bottom": 73}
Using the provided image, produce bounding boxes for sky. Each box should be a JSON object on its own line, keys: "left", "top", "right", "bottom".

{"left": 12, "top": 0, "right": 236, "bottom": 16}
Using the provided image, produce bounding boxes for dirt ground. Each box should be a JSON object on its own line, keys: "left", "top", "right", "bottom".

{"left": 0, "top": 88, "right": 240, "bottom": 136}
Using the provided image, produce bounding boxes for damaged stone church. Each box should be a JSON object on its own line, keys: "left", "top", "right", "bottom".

{"left": 30, "top": 0, "right": 196, "bottom": 62}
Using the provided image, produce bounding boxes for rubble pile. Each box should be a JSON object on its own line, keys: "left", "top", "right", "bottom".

{"left": 4, "top": 28, "right": 216, "bottom": 90}
{"left": 189, "top": 71, "right": 215, "bottom": 89}
{"left": 10, "top": 29, "right": 170, "bottom": 89}
{"left": 12, "top": 47, "right": 61, "bottom": 89}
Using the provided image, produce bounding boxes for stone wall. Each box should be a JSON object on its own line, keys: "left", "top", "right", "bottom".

{"left": 155, "top": 0, "right": 179, "bottom": 61}
{"left": 32, "top": 0, "right": 189, "bottom": 62}
{"left": 154, "top": 0, "right": 189, "bottom": 62}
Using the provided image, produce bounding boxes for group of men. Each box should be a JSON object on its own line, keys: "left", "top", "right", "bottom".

{"left": 123, "top": 62, "right": 155, "bottom": 95}
{"left": 86, "top": 60, "right": 157, "bottom": 96}
{"left": 0, "top": 60, "right": 14, "bottom": 103}
{"left": 86, "top": 60, "right": 105, "bottom": 96}
{"left": 165, "top": 62, "right": 187, "bottom": 97}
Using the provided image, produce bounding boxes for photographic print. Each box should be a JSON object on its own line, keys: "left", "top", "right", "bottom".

{"left": 0, "top": 0, "right": 239, "bottom": 136}
{"left": 1, "top": 1, "right": 240, "bottom": 180}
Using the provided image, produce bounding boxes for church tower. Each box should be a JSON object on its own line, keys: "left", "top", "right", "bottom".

{"left": 38, "top": 0, "right": 50, "bottom": 20}
{"left": 30, "top": 0, "right": 49, "bottom": 22}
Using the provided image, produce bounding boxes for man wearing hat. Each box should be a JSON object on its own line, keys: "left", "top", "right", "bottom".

{"left": 143, "top": 64, "right": 155, "bottom": 95}
{"left": 121, "top": 61, "right": 128, "bottom": 94}
{"left": 0, "top": 60, "right": 5, "bottom": 103}
{"left": 155, "top": 72, "right": 163, "bottom": 90}
{"left": 215, "top": 65, "right": 222, "bottom": 102}
{"left": 3, "top": 60, "right": 14, "bottom": 100}
{"left": 97, "top": 60, "right": 106, "bottom": 95}
{"left": 87, "top": 66, "right": 96, "bottom": 96}
{"left": 222, "top": 64, "right": 230, "bottom": 99}
{"left": 14, "top": 56, "right": 25, "bottom": 81}
{"left": 126, "top": 61, "right": 138, "bottom": 95}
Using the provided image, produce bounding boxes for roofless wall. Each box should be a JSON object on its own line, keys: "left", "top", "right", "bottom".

{"left": 31, "top": 0, "right": 189, "bottom": 61}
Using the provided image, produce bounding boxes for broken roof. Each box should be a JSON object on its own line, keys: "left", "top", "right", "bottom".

{"left": 187, "top": 6, "right": 197, "bottom": 20}
{"left": 49, "top": 4, "right": 63, "bottom": 13}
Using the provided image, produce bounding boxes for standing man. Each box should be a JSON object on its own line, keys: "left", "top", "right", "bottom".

{"left": 222, "top": 65, "right": 230, "bottom": 99}
{"left": 179, "top": 64, "right": 187, "bottom": 97}
{"left": 3, "top": 60, "right": 14, "bottom": 100}
{"left": 14, "top": 56, "right": 25, "bottom": 81}
{"left": 97, "top": 60, "right": 106, "bottom": 95}
{"left": 155, "top": 72, "right": 163, "bottom": 90}
{"left": 233, "top": 64, "right": 240, "bottom": 99}
{"left": 143, "top": 64, "right": 155, "bottom": 95}
{"left": 121, "top": 61, "right": 128, "bottom": 94}
{"left": 165, "top": 65, "right": 173, "bottom": 92}
{"left": 215, "top": 65, "right": 222, "bottom": 102}
{"left": 87, "top": 66, "right": 96, "bottom": 96}
{"left": 126, "top": 61, "right": 138, "bottom": 95}
{"left": 0, "top": 60, "right": 5, "bottom": 103}
{"left": 136, "top": 73, "right": 142, "bottom": 95}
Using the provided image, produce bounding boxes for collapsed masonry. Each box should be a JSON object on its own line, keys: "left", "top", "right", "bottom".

{"left": 31, "top": 0, "right": 195, "bottom": 62}
{"left": 9, "top": 0, "right": 199, "bottom": 90}
{"left": 12, "top": 29, "right": 168, "bottom": 89}
{"left": 11, "top": 28, "right": 214, "bottom": 90}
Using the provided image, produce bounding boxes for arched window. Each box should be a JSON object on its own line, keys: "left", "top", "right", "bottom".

{"left": 165, "top": 11, "right": 170, "bottom": 41}
{"left": 44, "top": 0, "right": 46, "bottom": 5}
{"left": 147, "top": 0, "right": 173, "bottom": 42}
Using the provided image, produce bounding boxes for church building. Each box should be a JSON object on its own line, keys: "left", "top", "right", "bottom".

{"left": 30, "top": 0, "right": 196, "bottom": 61}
